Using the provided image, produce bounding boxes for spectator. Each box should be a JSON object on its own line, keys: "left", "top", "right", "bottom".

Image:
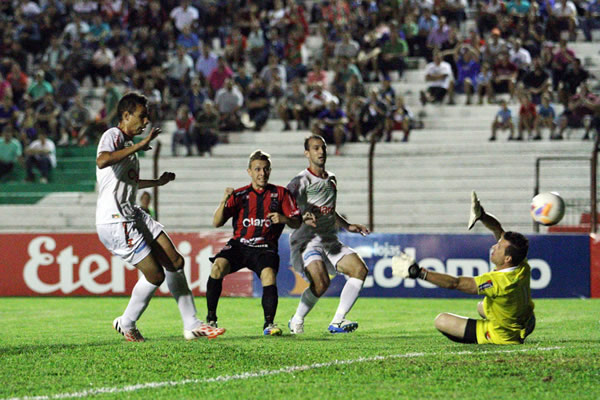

{"left": 25, "top": 131, "right": 56, "bottom": 183}
{"left": 557, "top": 83, "right": 598, "bottom": 140}
{"left": 0, "top": 72, "right": 13, "bottom": 101}
{"left": 245, "top": 76, "right": 270, "bottom": 132}
{"left": 278, "top": 79, "right": 308, "bottom": 131}
{"left": 26, "top": 70, "right": 53, "bottom": 106}
{"left": 521, "top": 58, "right": 551, "bottom": 105}
{"left": 377, "top": 28, "right": 408, "bottom": 81}
{"left": 246, "top": 21, "right": 266, "bottom": 70}
{"left": 420, "top": 50, "right": 455, "bottom": 106}
{"left": 90, "top": 42, "right": 115, "bottom": 86}
{"left": 334, "top": 31, "right": 360, "bottom": 59}
{"left": 139, "top": 191, "right": 156, "bottom": 219}
{"left": 358, "top": 89, "right": 387, "bottom": 142}
{"left": 581, "top": 0, "right": 600, "bottom": 42}
{"left": 195, "top": 42, "right": 219, "bottom": 79}
{"left": 56, "top": 70, "right": 80, "bottom": 110}
{"left": 534, "top": 96, "right": 557, "bottom": 140}
{"left": 305, "top": 82, "right": 336, "bottom": 129}
{"left": 454, "top": 44, "right": 481, "bottom": 105}
{"left": 6, "top": 63, "right": 29, "bottom": 106}
{"left": 111, "top": 45, "right": 137, "bottom": 79}
{"left": 306, "top": 59, "right": 328, "bottom": 89}
{"left": 386, "top": 95, "right": 414, "bottom": 143}
{"left": 481, "top": 28, "right": 508, "bottom": 65}
{"left": 558, "top": 58, "right": 589, "bottom": 107}
{"left": 208, "top": 57, "right": 233, "bottom": 95}
{"left": 416, "top": 8, "right": 439, "bottom": 58}
{"left": 509, "top": 39, "right": 532, "bottom": 80}
{"left": 0, "top": 95, "right": 19, "bottom": 132}
{"left": 224, "top": 27, "right": 247, "bottom": 68}
{"left": 0, "top": 125, "right": 22, "bottom": 181}
{"left": 547, "top": 0, "right": 578, "bottom": 41}
{"left": 182, "top": 78, "right": 208, "bottom": 116}
{"left": 491, "top": 52, "right": 518, "bottom": 103}
{"left": 518, "top": 94, "right": 537, "bottom": 140}
{"left": 169, "top": 0, "right": 199, "bottom": 33}
{"left": 172, "top": 104, "right": 193, "bottom": 157}
{"left": 63, "top": 95, "right": 92, "bottom": 146}
{"left": 426, "top": 16, "right": 450, "bottom": 62}
{"left": 476, "top": 62, "right": 494, "bottom": 105}
{"left": 261, "top": 54, "right": 287, "bottom": 93}
{"left": 62, "top": 13, "right": 90, "bottom": 45}
{"left": 285, "top": 27, "right": 307, "bottom": 82}
{"left": 176, "top": 24, "right": 200, "bottom": 52}
{"left": 36, "top": 94, "right": 61, "bottom": 143}
{"left": 550, "top": 39, "right": 575, "bottom": 92}
{"left": 88, "top": 14, "right": 111, "bottom": 45}
{"left": 215, "top": 79, "right": 244, "bottom": 131}
{"left": 490, "top": 100, "right": 516, "bottom": 141}
{"left": 63, "top": 39, "right": 92, "bottom": 84}
{"left": 164, "top": 46, "right": 194, "bottom": 99}
{"left": 191, "top": 100, "right": 219, "bottom": 156}
{"left": 233, "top": 65, "right": 253, "bottom": 96}
{"left": 314, "top": 100, "right": 348, "bottom": 155}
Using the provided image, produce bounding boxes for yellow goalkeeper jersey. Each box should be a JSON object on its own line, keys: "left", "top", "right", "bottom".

{"left": 473, "top": 259, "right": 535, "bottom": 344}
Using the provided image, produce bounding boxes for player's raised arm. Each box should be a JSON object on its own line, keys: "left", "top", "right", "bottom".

{"left": 96, "top": 127, "right": 160, "bottom": 169}
{"left": 139, "top": 171, "right": 175, "bottom": 189}
{"left": 467, "top": 191, "right": 504, "bottom": 240}
{"left": 213, "top": 187, "right": 234, "bottom": 227}
{"left": 392, "top": 253, "right": 478, "bottom": 294}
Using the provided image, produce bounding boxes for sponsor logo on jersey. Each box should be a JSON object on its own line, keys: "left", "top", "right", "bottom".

{"left": 112, "top": 214, "right": 121, "bottom": 219}
{"left": 478, "top": 280, "right": 493, "bottom": 291}
{"left": 242, "top": 218, "right": 272, "bottom": 228}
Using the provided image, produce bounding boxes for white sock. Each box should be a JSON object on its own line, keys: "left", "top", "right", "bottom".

{"left": 292, "top": 287, "right": 319, "bottom": 323}
{"left": 166, "top": 269, "right": 199, "bottom": 331}
{"left": 331, "top": 277, "right": 364, "bottom": 325}
{"left": 121, "top": 275, "right": 158, "bottom": 329}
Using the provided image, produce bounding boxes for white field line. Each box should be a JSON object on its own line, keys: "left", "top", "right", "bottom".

{"left": 6, "top": 346, "right": 562, "bottom": 400}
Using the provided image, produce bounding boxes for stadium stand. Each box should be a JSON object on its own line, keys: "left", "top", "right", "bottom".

{"left": 0, "top": 1, "right": 599, "bottom": 233}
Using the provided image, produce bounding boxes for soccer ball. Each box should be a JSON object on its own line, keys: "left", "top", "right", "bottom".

{"left": 530, "top": 192, "right": 565, "bottom": 226}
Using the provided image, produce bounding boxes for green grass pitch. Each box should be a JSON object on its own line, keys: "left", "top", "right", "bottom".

{"left": 1, "top": 297, "right": 599, "bottom": 399}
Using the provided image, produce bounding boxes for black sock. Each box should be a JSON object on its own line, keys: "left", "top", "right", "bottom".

{"left": 262, "top": 285, "right": 278, "bottom": 328}
{"left": 206, "top": 277, "right": 223, "bottom": 322}
{"left": 441, "top": 331, "right": 471, "bottom": 344}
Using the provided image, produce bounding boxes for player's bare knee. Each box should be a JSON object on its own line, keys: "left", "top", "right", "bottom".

{"left": 147, "top": 270, "right": 165, "bottom": 286}
{"left": 311, "top": 279, "right": 330, "bottom": 297}
{"left": 172, "top": 254, "right": 184, "bottom": 270}
{"left": 434, "top": 313, "right": 450, "bottom": 331}
{"left": 210, "top": 262, "right": 227, "bottom": 279}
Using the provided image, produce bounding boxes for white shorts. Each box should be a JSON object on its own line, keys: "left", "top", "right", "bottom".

{"left": 290, "top": 235, "right": 356, "bottom": 280}
{"left": 96, "top": 210, "right": 164, "bottom": 265}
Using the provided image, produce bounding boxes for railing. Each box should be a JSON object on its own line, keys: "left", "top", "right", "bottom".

{"left": 367, "top": 134, "right": 377, "bottom": 232}
{"left": 152, "top": 141, "right": 161, "bottom": 221}
{"left": 533, "top": 139, "right": 598, "bottom": 232}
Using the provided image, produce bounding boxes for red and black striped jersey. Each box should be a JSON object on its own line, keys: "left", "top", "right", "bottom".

{"left": 223, "top": 183, "right": 300, "bottom": 248}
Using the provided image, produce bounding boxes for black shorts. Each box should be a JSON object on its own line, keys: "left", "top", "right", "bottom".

{"left": 464, "top": 318, "right": 478, "bottom": 344}
{"left": 428, "top": 86, "right": 447, "bottom": 102}
{"left": 209, "top": 239, "right": 280, "bottom": 276}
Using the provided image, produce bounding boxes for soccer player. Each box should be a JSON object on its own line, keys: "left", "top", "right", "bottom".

{"left": 392, "top": 191, "right": 536, "bottom": 345}
{"left": 287, "top": 135, "right": 370, "bottom": 334}
{"left": 208, "top": 150, "right": 301, "bottom": 335}
{"left": 96, "top": 92, "right": 225, "bottom": 342}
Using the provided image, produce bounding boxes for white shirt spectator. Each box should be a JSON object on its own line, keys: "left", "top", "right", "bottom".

{"left": 28, "top": 137, "right": 56, "bottom": 168}
{"left": 215, "top": 86, "right": 244, "bottom": 113}
{"left": 305, "top": 89, "right": 336, "bottom": 109}
{"left": 510, "top": 47, "right": 532, "bottom": 69}
{"left": 20, "top": 1, "right": 42, "bottom": 16}
{"left": 334, "top": 40, "right": 360, "bottom": 59}
{"left": 424, "top": 60, "right": 454, "bottom": 89}
{"left": 63, "top": 21, "right": 90, "bottom": 41}
{"left": 73, "top": 1, "right": 98, "bottom": 13}
{"left": 170, "top": 4, "right": 199, "bottom": 32}
{"left": 552, "top": 1, "right": 577, "bottom": 18}
{"left": 164, "top": 52, "right": 194, "bottom": 80}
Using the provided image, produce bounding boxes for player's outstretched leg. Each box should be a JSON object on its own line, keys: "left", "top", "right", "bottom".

{"left": 329, "top": 254, "right": 367, "bottom": 334}
{"left": 153, "top": 233, "right": 226, "bottom": 340}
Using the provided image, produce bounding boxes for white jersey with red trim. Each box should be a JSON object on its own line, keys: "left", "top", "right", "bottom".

{"left": 287, "top": 168, "right": 338, "bottom": 242}
{"left": 96, "top": 127, "right": 140, "bottom": 224}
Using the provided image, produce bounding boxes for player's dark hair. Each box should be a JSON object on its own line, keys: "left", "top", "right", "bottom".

{"left": 117, "top": 92, "right": 148, "bottom": 122}
{"left": 248, "top": 149, "right": 271, "bottom": 169}
{"left": 304, "top": 135, "right": 326, "bottom": 150}
{"left": 503, "top": 231, "right": 529, "bottom": 266}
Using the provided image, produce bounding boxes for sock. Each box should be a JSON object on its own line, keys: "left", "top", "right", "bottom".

{"left": 331, "top": 277, "right": 364, "bottom": 325}
{"left": 292, "top": 287, "right": 319, "bottom": 323}
{"left": 121, "top": 275, "right": 158, "bottom": 329}
{"left": 262, "top": 285, "right": 278, "bottom": 327}
{"left": 206, "top": 277, "right": 223, "bottom": 322}
{"left": 440, "top": 331, "right": 475, "bottom": 344}
{"left": 165, "top": 269, "right": 198, "bottom": 331}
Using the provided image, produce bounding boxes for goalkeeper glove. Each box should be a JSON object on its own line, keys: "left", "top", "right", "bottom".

{"left": 467, "top": 190, "right": 484, "bottom": 230}
{"left": 391, "top": 252, "right": 427, "bottom": 279}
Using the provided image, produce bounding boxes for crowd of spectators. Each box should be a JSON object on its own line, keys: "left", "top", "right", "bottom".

{"left": 1, "top": 0, "right": 600, "bottom": 179}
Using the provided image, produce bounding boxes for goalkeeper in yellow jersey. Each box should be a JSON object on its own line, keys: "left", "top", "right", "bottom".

{"left": 392, "top": 191, "right": 535, "bottom": 344}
